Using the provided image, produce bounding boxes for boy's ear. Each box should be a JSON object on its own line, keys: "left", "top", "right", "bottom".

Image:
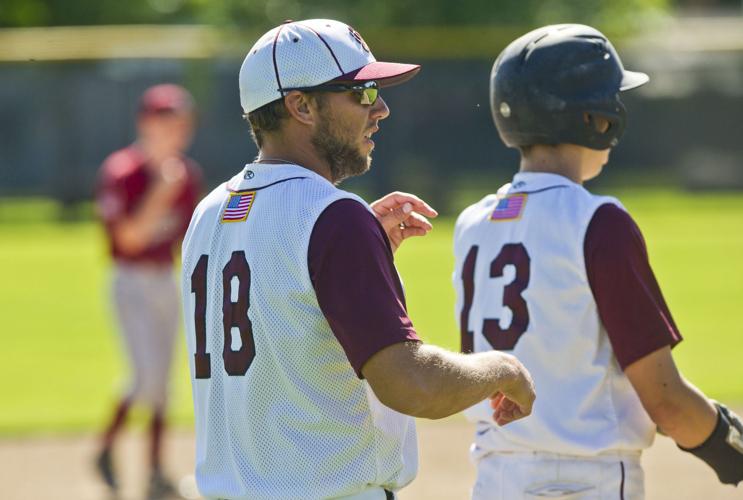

{"left": 584, "top": 113, "right": 611, "bottom": 134}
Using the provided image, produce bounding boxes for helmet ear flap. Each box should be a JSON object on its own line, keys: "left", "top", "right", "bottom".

{"left": 549, "top": 98, "right": 625, "bottom": 151}
{"left": 582, "top": 97, "right": 626, "bottom": 149}
{"left": 584, "top": 111, "right": 617, "bottom": 141}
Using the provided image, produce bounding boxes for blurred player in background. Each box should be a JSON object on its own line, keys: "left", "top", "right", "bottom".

{"left": 454, "top": 24, "right": 743, "bottom": 499}
{"left": 181, "top": 19, "right": 534, "bottom": 500}
{"left": 95, "top": 83, "right": 202, "bottom": 499}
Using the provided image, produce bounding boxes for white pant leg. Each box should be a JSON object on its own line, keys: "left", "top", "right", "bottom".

{"left": 471, "top": 452, "right": 644, "bottom": 500}
{"left": 144, "top": 268, "right": 180, "bottom": 407}
{"left": 113, "top": 263, "right": 180, "bottom": 408}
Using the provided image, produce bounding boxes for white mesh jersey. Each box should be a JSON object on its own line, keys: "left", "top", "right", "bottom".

{"left": 453, "top": 172, "right": 655, "bottom": 456}
{"left": 181, "top": 163, "right": 417, "bottom": 500}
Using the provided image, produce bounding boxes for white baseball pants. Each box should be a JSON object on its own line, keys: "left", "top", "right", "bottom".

{"left": 112, "top": 262, "right": 180, "bottom": 408}
{"left": 471, "top": 450, "right": 644, "bottom": 500}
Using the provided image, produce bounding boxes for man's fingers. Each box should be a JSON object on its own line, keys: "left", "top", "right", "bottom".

{"left": 403, "top": 212, "right": 432, "bottom": 231}
{"left": 493, "top": 405, "right": 529, "bottom": 426}
{"left": 494, "top": 398, "right": 516, "bottom": 416}
{"left": 500, "top": 399, "right": 517, "bottom": 412}
{"left": 499, "top": 366, "right": 536, "bottom": 417}
{"left": 401, "top": 226, "right": 427, "bottom": 239}
{"left": 493, "top": 408, "right": 513, "bottom": 426}
{"left": 492, "top": 394, "right": 532, "bottom": 426}
{"left": 371, "top": 192, "right": 438, "bottom": 218}
{"left": 379, "top": 202, "right": 414, "bottom": 231}
{"left": 371, "top": 191, "right": 426, "bottom": 211}
{"left": 373, "top": 195, "right": 437, "bottom": 254}
{"left": 381, "top": 204, "right": 434, "bottom": 231}
{"left": 490, "top": 392, "right": 505, "bottom": 409}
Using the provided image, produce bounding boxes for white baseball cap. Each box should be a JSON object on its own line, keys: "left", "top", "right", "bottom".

{"left": 239, "top": 19, "right": 421, "bottom": 114}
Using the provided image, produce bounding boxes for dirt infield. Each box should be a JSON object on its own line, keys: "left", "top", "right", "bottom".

{"left": 1, "top": 416, "right": 739, "bottom": 499}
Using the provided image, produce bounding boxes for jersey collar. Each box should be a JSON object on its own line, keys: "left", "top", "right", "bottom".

{"left": 510, "top": 172, "right": 578, "bottom": 193}
{"left": 226, "top": 162, "right": 331, "bottom": 192}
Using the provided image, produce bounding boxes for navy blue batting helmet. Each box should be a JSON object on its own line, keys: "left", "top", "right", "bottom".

{"left": 490, "top": 24, "right": 649, "bottom": 150}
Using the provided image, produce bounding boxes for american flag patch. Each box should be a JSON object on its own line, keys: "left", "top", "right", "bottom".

{"left": 489, "top": 193, "right": 527, "bottom": 221}
{"left": 221, "top": 191, "right": 256, "bottom": 223}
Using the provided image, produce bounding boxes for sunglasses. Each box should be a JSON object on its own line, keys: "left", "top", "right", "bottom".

{"left": 284, "top": 81, "right": 379, "bottom": 106}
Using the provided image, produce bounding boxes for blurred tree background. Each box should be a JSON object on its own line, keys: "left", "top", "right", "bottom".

{"left": 0, "top": 0, "right": 672, "bottom": 33}
{"left": 2, "top": 0, "right": 740, "bottom": 31}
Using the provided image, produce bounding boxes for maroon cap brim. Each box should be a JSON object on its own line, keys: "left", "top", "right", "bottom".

{"left": 333, "top": 62, "right": 421, "bottom": 88}
{"left": 139, "top": 84, "right": 195, "bottom": 116}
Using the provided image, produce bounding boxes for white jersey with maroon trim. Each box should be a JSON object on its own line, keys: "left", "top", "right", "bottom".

{"left": 181, "top": 163, "right": 417, "bottom": 499}
{"left": 453, "top": 172, "right": 655, "bottom": 456}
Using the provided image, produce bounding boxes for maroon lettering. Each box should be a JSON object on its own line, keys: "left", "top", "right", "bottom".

{"left": 460, "top": 245, "right": 478, "bottom": 353}
{"left": 191, "top": 255, "right": 211, "bottom": 379}
{"left": 189, "top": 252, "right": 256, "bottom": 378}
{"left": 221, "top": 251, "right": 256, "bottom": 376}
{"left": 482, "top": 243, "right": 531, "bottom": 350}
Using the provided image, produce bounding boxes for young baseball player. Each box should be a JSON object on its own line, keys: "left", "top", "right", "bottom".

{"left": 454, "top": 24, "right": 743, "bottom": 499}
{"left": 181, "top": 19, "right": 535, "bottom": 500}
{"left": 95, "top": 84, "right": 202, "bottom": 500}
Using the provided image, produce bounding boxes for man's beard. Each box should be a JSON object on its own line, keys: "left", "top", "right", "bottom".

{"left": 311, "top": 113, "right": 371, "bottom": 185}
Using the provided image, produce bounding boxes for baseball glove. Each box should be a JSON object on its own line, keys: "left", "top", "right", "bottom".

{"left": 680, "top": 402, "right": 743, "bottom": 485}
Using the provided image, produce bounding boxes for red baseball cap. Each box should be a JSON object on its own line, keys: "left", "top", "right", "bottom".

{"left": 139, "top": 84, "right": 195, "bottom": 116}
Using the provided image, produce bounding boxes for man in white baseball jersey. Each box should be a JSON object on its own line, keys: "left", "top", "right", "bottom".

{"left": 181, "top": 19, "right": 535, "bottom": 500}
{"left": 454, "top": 24, "right": 743, "bottom": 499}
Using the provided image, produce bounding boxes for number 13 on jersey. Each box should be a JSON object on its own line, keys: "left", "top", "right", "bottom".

{"left": 459, "top": 243, "right": 531, "bottom": 353}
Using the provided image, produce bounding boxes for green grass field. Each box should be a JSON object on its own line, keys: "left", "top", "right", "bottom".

{"left": 1, "top": 190, "right": 742, "bottom": 435}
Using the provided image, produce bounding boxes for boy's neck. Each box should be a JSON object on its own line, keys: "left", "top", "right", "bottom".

{"left": 519, "top": 145, "right": 584, "bottom": 185}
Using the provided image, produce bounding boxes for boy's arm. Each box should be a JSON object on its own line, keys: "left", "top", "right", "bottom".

{"left": 626, "top": 346, "right": 743, "bottom": 485}
{"left": 625, "top": 346, "right": 717, "bottom": 447}
{"left": 586, "top": 204, "right": 743, "bottom": 485}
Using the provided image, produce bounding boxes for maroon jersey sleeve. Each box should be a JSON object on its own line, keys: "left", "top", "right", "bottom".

{"left": 309, "top": 199, "right": 421, "bottom": 377}
{"left": 95, "top": 147, "right": 202, "bottom": 264}
{"left": 585, "top": 203, "right": 682, "bottom": 370}
{"left": 96, "top": 149, "right": 135, "bottom": 228}
{"left": 175, "top": 159, "right": 203, "bottom": 237}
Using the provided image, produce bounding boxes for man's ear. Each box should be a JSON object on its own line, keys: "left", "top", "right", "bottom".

{"left": 284, "top": 92, "right": 317, "bottom": 126}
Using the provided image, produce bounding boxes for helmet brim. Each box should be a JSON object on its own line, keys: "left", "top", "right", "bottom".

{"left": 620, "top": 70, "right": 649, "bottom": 91}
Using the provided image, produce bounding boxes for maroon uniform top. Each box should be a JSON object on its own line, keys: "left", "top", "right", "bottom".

{"left": 585, "top": 203, "right": 683, "bottom": 369}
{"left": 308, "top": 199, "right": 420, "bottom": 377}
{"left": 96, "top": 145, "right": 202, "bottom": 264}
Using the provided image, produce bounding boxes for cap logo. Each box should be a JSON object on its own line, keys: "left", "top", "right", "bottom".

{"left": 348, "top": 26, "right": 370, "bottom": 53}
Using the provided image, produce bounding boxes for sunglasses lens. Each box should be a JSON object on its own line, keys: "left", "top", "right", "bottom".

{"left": 359, "top": 88, "right": 378, "bottom": 105}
